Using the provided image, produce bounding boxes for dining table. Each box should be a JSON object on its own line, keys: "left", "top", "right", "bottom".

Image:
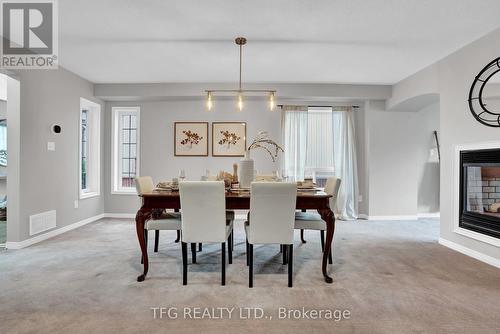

{"left": 135, "top": 189, "right": 336, "bottom": 283}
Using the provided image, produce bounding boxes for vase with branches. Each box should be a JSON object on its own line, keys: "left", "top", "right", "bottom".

{"left": 239, "top": 131, "right": 284, "bottom": 188}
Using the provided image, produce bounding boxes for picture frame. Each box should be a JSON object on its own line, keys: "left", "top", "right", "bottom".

{"left": 174, "top": 122, "right": 209, "bottom": 156}
{"left": 212, "top": 122, "right": 247, "bottom": 157}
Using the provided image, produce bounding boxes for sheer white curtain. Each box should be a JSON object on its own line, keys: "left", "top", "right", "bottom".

{"left": 306, "top": 108, "right": 334, "bottom": 170}
{"left": 281, "top": 106, "right": 308, "bottom": 181}
{"left": 281, "top": 105, "right": 359, "bottom": 220}
{"left": 332, "top": 107, "right": 359, "bottom": 220}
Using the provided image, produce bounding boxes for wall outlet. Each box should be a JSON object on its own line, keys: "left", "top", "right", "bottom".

{"left": 74, "top": 200, "right": 79, "bottom": 209}
{"left": 358, "top": 195, "right": 363, "bottom": 202}
{"left": 47, "top": 141, "right": 55, "bottom": 151}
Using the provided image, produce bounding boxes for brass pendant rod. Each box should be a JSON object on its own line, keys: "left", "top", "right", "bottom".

{"left": 205, "top": 89, "right": 276, "bottom": 93}
{"left": 205, "top": 37, "right": 276, "bottom": 102}
{"left": 239, "top": 43, "right": 242, "bottom": 91}
{"left": 276, "top": 104, "right": 360, "bottom": 109}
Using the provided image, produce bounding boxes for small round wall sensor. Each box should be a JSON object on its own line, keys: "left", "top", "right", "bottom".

{"left": 52, "top": 124, "right": 62, "bottom": 134}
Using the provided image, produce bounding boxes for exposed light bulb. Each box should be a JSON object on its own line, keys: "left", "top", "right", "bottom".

{"left": 206, "top": 91, "right": 213, "bottom": 111}
{"left": 269, "top": 91, "right": 276, "bottom": 111}
{"left": 237, "top": 92, "right": 244, "bottom": 112}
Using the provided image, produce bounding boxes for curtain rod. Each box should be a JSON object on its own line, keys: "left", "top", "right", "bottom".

{"left": 277, "top": 104, "right": 360, "bottom": 109}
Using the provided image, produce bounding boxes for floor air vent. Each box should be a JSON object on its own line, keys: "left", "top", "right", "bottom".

{"left": 30, "top": 210, "right": 57, "bottom": 236}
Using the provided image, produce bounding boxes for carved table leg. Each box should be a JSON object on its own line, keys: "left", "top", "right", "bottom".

{"left": 300, "top": 229, "right": 307, "bottom": 243}
{"left": 300, "top": 209, "right": 307, "bottom": 243}
{"left": 136, "top": 207, "right": 151, "bottom": 282}
{"left": 318, "top": 208, "right": 335, "bottom": 284}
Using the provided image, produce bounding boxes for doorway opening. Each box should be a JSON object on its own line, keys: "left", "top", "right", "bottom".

{"left": 0, "top": 72, "right": 20, "bottom": 249}
{"left": 0, "top": 75, "right": 6, "bottom": 246}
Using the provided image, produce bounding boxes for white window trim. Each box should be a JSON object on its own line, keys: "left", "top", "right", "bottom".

{"left": 79, "top": 98, "right": 101, "bottom": 200}
{"left": 111, "top": 106, "right": 140, "bottom": 195}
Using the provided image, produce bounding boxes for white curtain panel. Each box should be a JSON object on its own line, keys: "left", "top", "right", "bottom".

{"left": 281, "top": 106, "right": 308, "bottom": 181}
{"left": 332, "top": 108, "right": 359, "bottom": 220}
{"left": 306, "top": 108, "right": 334, "bottom": 169}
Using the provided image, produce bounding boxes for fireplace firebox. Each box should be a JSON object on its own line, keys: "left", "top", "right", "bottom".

{"left": 460, "top": 148, "right": 500, "bottom": 239}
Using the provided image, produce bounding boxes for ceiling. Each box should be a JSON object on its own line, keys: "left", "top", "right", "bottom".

{"left": 59, "top": 0, "right": 500, "bottom": 84}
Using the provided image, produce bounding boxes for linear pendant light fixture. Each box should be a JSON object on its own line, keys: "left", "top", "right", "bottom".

{"left": 205, "top": 37, "right": 277, "bottom": 112}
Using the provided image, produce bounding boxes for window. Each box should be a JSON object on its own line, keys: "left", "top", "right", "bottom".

{"left": 112, "top": 107, "right": 140, "bottom": 194}
{"left": 305, "top": 107, "right": 334, "bottom": 185}
{"left": 0, "top": 119, "right": 7, "bottom": 166}
{"left": 81, "top": 110, "right": 88, "bottom": 190}
{"left": 79, "top": 98, "right": 101, "bottom": 199}
{"left": 282, "top": 106, "right": 335, "bottom": 185}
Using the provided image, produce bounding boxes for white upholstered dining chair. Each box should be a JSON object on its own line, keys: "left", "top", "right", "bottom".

{"left": 198, "top": 175, "right": 235, "bottom": 252}
{"left": 294, "top": 177, "right": 341, "bottom": 264}
{"left": 135, "top": 176, "right": 182, "bottom": 262}
{"left": 245, "top": 182, "right": 297, "bottom": 288}
{"left": 179, "top": 181, "right": 234, "bottom": 286}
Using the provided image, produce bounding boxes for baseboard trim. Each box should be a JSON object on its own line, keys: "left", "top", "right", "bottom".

{"left": 358, "top": 214, "right": 439, "bottom": 221}
{"left": 6, "top": 213, "right": 105, "bottom": 250}
{"left": 417, "top": 212, "right": 440, "bottom": 218}
{"left": 438, "top": 237, "right": 500, "bottom": 269}
{"left": 363, "top": 215, "right": 418, "bottom": 221}
{"left": 104, "top": 213, "right": 136, "bottom": 219}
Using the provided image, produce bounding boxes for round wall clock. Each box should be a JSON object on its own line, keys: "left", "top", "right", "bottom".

{"left": 468, "top": 57, "right": 500, "bottom": 127}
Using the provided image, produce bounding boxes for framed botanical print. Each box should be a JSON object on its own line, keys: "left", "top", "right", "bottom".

{"left": 174, "top": 122, "right": 209, "bottom": 156}
{"left": 212, "top": 122, "right": 247, "bottom": 157}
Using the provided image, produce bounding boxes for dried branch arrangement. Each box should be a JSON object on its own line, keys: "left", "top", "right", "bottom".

{"left": 180, "top": 130, "right": 203, "bottom": 147}
{"left": 218, "top": 130, "right": 241, "bottom": 147}
{"left": 247, "top": 131, "right": 284, "bottom": 162}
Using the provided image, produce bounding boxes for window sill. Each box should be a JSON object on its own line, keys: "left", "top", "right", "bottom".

{"left": 111, "top": 190, "right": 137, "bottom": 196}
{"left": 80, "top": 191, "right": 100, "bottom": 200}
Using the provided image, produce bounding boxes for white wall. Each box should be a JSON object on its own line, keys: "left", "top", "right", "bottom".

{"left": 6, "top": 75, "right": 20, "bottom": 243}
{"left": 103, "top": 95, "right": 438, "bottom": 220}
{"left": 0, "top": 100, "right": 6, "bottom": 118}
{"left": 438, "top": 28, "right": 500, "bottom": 260}
{"left": 104, "top": 99, "right": 282, "bottom": 214}
{"left": 9, "top": 68, "right": 105, "bottom": 243}
{"left": 0, "top": 75, "right": 6, "bottom": 101}
{"left": 95, "top": 83, "right": 392, "bottom": 101}
{"left": 416, "top": 103, "right": 440, "bottom": 214}
{"left": 387, "top": 63, "right": 439, "bottom": 110}
{"left": 365, "top": 101, "right": 419, "bottom": 218}
{"left": 358, "top": 100, "right": 440, "bottom": 219}
{"left": 391, "top": 27, "right": 500, "bottom": 262}
{"left": 354, "top": 105, "right": 369, "bottom": 215}
{"left": 98, "top": 82, "right": 392, "bottom": 216}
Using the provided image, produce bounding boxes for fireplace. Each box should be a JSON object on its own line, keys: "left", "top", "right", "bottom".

{"left": 460, "top": 148, "right": 500, "bottom": 239}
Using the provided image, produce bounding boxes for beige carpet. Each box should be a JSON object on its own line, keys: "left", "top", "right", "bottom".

{"left": 0, "top": 218, "right": 499, "bottom": 334}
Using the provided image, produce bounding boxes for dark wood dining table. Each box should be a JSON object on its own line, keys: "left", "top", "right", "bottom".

{"left": 135, "top": 189, "right": 336, "bottom": 283}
